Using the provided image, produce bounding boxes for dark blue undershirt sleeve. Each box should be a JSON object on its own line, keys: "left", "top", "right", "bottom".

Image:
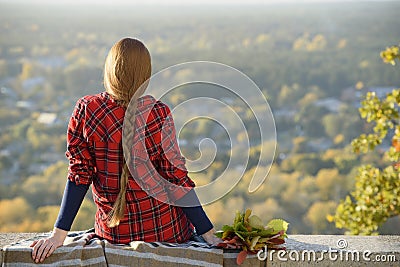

{"left": 176, "top": 189, "right": 213, "bottom": 235}
{"left": 54, "top": 180, "right": 90, "bottom": 231}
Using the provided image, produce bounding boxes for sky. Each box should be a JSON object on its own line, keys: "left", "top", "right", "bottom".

{"left": 0, "top": 0, "right": 393, "bottom": 5}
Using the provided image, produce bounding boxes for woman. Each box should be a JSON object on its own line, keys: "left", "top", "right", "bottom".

{"left": 31, "top": 38, "right": 220, "bottom": 263}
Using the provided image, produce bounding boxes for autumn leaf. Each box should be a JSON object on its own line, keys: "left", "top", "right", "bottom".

{"left": 236, "top": 250, "right": 248, "bottom": 265}
{"left": 215, "top": 209, "right": 289, "bottom": 265}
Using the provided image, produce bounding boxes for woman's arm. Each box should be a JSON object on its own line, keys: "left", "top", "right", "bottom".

{"left": 31, "top": 98, "right": 95, "bottom": 263}
{"left": 176, "top": 189, "right": 213, "bottom": 234}
{"left": 31, "top": 181, "right": 89, "bottom": 263}
{"left": 55, "top": 180, "right": 90, "bottom": 231}
{"left": 177, "top": 189, "right": 222, "bottom": 245}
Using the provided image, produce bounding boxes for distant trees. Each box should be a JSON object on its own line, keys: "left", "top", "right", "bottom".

{"left": 295, "top": 103, "right": 330, "bottom": 138}
{"left": 21, "top": 161, "right": 66, "bottom": 207}
{"left": 322, "top": 106, "right": 363, "bottom": 144}
{"left": 305, "top": 201, "right": 337, "bottom": 233}
{"left": 0, "top": 161, "right": 95, "bottom": 232}
{"left": 292, "top": 33, "right": 327, "bottom": 51}
{"left": 19, "top": 61, "right": 35, "bottom": 81}
{"left": 0, "top": 197, "right": 31, "bottom": 230}
{"left": 0, "top": 59, "right": 8, "bottom": 78}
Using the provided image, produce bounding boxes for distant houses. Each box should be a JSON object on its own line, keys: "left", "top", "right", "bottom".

{"left": 1, "top": 86, "right": 18, "bottom": 108}
{"left": 37, "top": 112, "right": 57, "bottom": 125}
{"left": 22, "top": 76, "right": 45, "bottom": 92}
{"left": 0, "top": 86, "right": 18, "bottom": 100}
{"left": 359, "top": 86, "right": 395, "bottom": 99}
{"left": 341, "top": 86, "right": 396, "bottom": 104}
{"left": 16, "top": 100, "right": 35, "bottom": 110}
{"left": 314, "top": 97, "right": 344, "bottom": 113}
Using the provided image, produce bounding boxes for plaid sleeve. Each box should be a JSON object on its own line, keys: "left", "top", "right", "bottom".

{"left": 156, "top": 104, "right": 195, "bottom": 200}
{"left": 65, "top": 98, "right": 96, "bottom": 185}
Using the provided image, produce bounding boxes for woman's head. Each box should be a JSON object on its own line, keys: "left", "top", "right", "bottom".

{"left": 104, "top": 38, "right": 151, "bottom": 107}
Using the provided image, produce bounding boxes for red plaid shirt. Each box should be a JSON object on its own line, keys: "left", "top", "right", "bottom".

{"left": 66, "top": 92, "right": 195, "bottom": 244}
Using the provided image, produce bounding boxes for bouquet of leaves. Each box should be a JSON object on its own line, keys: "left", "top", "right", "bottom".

{"left": 215, "top": 209, "right": 289, "bottom": 265}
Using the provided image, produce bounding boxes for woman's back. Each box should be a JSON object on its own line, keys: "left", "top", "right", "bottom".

{"left": 67, "top": 92, "right": 195, "bottom": 244}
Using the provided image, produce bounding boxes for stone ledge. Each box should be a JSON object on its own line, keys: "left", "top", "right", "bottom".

{"left": 0, "top": 233, "right": 40, "bottom": 248}
{"left": 1, "top": 233, "right": 399, "bottom": 266}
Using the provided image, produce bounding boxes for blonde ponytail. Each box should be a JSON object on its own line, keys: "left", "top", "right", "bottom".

{"left": 103, "top": 38, "right": 151, "bottom": 227}
{"left": 106, "top": 163, "right": 130, "bottom": 227}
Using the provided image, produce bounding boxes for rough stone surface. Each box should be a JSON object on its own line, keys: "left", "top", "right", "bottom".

{"left": 0, "top": 233, "right": 42, "bottom": 248}
{"left": 288, "top": 235, "right": 400, "bottom": 252}
{"left": 1, "top": 234, "right": 399, "bottom": 266}
{"left": 268, "top": 235, "right": 400, "bottom": 266}
{"left": 1, "top": 232, "right": 42, "bottom": 264}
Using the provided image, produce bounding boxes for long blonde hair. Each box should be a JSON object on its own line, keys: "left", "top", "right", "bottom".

{"left": 103, "top": 38, "right": 151, "bottom": 227}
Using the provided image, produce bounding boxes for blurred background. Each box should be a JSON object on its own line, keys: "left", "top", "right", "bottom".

{"left": 0, "top": 0, "right": 399, "bottom": 234}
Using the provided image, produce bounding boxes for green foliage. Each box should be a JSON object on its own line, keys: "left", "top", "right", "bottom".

{"left": 380, "top": 44, "right": 400, "bottom": 65}
{"left": 352, "top": 90, "right": 400, "bottom": 155}
{"left": 332, "top": 45, "right": 400, "bottom": 235}
{"left": 333, "top": 165, "right": 400, "bottom": 235}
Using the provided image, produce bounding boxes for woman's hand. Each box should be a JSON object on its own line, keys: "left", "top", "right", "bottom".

{"left": 30, "top": 228, "right": 67, "bottom": 263}
{"left": 201, "top": 228, "right": 223, "bottom": 246}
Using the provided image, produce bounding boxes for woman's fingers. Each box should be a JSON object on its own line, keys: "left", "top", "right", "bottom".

{"left": 29, "top": 240, "right": 38, "bottom": 247}
{"left": 207, "top": 236, "right": 223, "bottom": 246}
{"left": 201, "top": 228, "right": 223, "bottom": 246}
{"left": 31, "top": 239, "right": 44, "bottom": 261}
{"left": 35, "top": 240, "right": 47, "bottom": 263}
{"left": 39, "top": 241, "right": 53, "bottom": 262}
{"left": 47, "top": 243, "right": 56, "bottom": 257}
{"left": 213, "top": 237, "right": 223, "bottom": 246}
{"left": 32, "top": 238, "right": 56, "bottom": 263}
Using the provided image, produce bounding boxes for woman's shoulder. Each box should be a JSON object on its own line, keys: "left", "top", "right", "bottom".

{"left": 72, "top": 92, "right": 114, "bottom": 112}
{"left": 138, "top": 95, "right": 172, "bottom": 116}
{"left": 77, "top": 92, "right": 109, "bottom": 104}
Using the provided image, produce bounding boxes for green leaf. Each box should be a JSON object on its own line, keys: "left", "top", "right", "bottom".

{"left": 249, "top": 236, "right": 260, "bottom": 251}
{"left": 236, "top": 231, "right": 246, "bottom": 241}
{"left": 215, "top": 231, "right": 223, "bottom": 238}
{"left": 244, "top": 208, "right": 252, "bottom": 222}
{"left": 222, "top": 225, "right": 234, "bottom": 232}
{"left": 222, "top": 231, "right": 234, "bottom": 239}
{"left": 267, "top": 219, "right": 289, "bottom": 234}
{"left": 234, "top": 210, "right": 243, "bottom": 225}
{"left": 248, "top": 215, "right": 264, "bottom": 230}
{"left": 235, "top": 230, "right": 261, "bottom": 238}
{"left": 258, "top": 227, "right": 275, "bottom": 237}
{"left": 234, "top": 222, "right": 248, "bottom": 232}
